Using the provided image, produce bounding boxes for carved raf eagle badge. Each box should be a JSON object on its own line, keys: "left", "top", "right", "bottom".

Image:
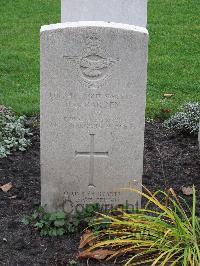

{"left": 80, "top": 55, "right": 116, "bottom": 81}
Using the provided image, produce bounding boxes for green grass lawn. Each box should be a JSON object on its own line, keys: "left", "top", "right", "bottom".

{"left": 0, "top": 0, "right": 199, "bottom": 118}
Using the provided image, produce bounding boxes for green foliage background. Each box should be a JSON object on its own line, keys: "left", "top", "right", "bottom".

{"left": 0, "top": 0, "right": 199, "bottom": 117}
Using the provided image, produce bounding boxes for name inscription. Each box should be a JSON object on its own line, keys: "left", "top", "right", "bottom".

{"left": 47, "top": 90, "right": 136, "bottom": 130}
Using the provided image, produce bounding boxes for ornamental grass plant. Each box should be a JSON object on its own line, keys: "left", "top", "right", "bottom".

{"left": 79, "top": 187, "right": 200, "bottom": 266}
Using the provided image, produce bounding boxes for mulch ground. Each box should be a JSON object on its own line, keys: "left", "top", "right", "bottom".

{"left": 0, "top": 122, "right": 199, "bottom": 265}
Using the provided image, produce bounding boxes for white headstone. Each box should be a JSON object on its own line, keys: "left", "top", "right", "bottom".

{"left": 61, "top": 0, "right": 147, "bottom": 28}
{"left": 40, "top": 22, "right": 148, "bottom": 213}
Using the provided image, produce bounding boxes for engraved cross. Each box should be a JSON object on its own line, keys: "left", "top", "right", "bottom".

{"left": 75, "top": 134, "right": 109, "bottom": 187}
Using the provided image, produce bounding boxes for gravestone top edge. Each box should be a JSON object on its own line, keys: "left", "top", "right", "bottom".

{"left": 40, "top": 21, "right": 148, "bottom": 35}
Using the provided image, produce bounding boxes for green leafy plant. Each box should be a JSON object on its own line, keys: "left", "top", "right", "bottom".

{"left": 22, "top": 207, "right": 66, "bottom": 236}
{"left": 0, "top": 106, "right": 32, "bottom": 158}
{"left": 164, "top": 102, "right": 200, "bottom": 135}
{"left": 22, "top": 204, "right": 101, "bottom": 236}
{"left": 65, "top": 203, "right": 101, "bottom": 234}
{"left": 79, "top": 187, "right": 200, "bottom": 266}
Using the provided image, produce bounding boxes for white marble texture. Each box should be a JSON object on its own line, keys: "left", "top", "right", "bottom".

{"left": 61, "top": 0, "right": 147, "bottom": 27}
{"left": 40, "top": 22, "right": 148, "bottom": 212}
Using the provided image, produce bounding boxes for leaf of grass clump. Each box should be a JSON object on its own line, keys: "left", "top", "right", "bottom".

{"left": 79, "top": 186, "right": 200, "bottom": 265}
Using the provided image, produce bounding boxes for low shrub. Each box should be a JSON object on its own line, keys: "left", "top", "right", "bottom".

{"left": 22, "top": 204, "right": 100, "bottom": 236}
{"left": 0, "top": 106, "right": 32, "bottom": 158}
{"left": 164, "top": 102, "right": 200, "bottom": 135}
{"left": 79, "top": 187, "right": 200, "bottom": 266}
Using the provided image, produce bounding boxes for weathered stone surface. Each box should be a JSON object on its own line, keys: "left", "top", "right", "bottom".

{"left": 61, "top": 0, "right": 147, "bottom": 28}
{"left": 40, "top": 22, "right": 148, "bottom": 213}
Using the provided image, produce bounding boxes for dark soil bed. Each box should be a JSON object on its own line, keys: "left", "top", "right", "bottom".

{"left": 0, "top": 122, "right": 199, "bottom": 265}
